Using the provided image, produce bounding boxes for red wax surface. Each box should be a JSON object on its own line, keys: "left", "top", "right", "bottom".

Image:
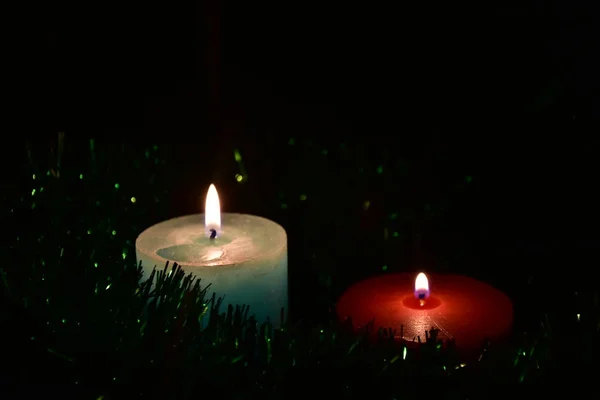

{"left": 336, "top": 273, "right": 513, "bottom": 352}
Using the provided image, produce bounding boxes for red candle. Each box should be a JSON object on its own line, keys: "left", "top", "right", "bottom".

{"left": 336, "top": 272, "right": 513, "bottom": 355}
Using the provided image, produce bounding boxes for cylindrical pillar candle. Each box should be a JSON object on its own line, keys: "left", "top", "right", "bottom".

{"left": 136, "top": 185, "right": 287, "bottom": 324}
{"left": 336, "top": 272, "right": 513, "bottom": 355}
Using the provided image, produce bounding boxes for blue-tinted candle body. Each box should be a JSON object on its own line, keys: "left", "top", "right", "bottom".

{"left": 136, "top": 213, "right": 288, "bottom": 325}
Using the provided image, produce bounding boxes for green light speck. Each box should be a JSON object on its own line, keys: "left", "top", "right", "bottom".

{"left": 235, "top": 174, "right": 243, "bottom": 182}
{"left": 281, "top": 203, "right": 288, "bottom": 209}
{"left": 382, "top": 265, "right": 388, "bottom": 271}
{"left": 94, "top": 263, "right": 98, "bottom": 268}
{"left": 466, "top": 176, "right": 472, "bottom": 183}
{"left": 114, "top": 183, "right": 120, "bottom": 189}
{"left": 233, "top": 149, "right": 242, "bottom": 162}
{"left": 300, "top": 194, "right": 307, "bottom": 201}
{"left": 112, "top": 230, "right": 117, "bottom": 236}
{"left": 130, "top": 197, "right": 137, "bottom": 203}
{"left": 79, "top": 174, "right": 83, "bottom": 180}
{"left": 376, "top": 165, "right": 384, "bottom": 174}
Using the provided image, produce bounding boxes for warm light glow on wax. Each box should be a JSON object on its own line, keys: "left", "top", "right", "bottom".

{"left": 205, "top": 184, "right": 221, "bottom": 236}
{"left": 414, "top": 272, "right": 430, "bottom": 303}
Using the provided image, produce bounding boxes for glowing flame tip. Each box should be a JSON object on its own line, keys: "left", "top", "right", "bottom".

{"left": 205, "top": 184, "right": 221, "bottom": 235}
{"left": 414, "top": 272, "right": 430, "bottom": 300}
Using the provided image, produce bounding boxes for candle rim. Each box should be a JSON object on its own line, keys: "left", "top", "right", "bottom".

{"left": 136, "top": 213, "right": 287, "bottom": 267}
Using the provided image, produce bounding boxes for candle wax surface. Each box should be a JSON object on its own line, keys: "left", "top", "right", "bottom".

{"left": 156, "top": 230, "right": 245, "bottom": 264}
{"left": 336, "top": 273, "right": 513, "bottom": 352}
{"left": 136, "top": 213, "right": 288, "bottom": 325}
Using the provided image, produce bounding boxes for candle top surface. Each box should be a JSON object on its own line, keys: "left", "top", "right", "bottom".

{"left": 336, "top": 273, "right": 513, "bottom": 351}
{"left": 136, "top": 213, "right": 286, "bottom": 267}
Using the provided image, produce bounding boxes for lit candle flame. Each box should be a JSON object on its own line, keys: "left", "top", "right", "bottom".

{"left": 205, "top": 184, "right": 221, "bottom": 237}
{"left": 414, "top": 272, "right": 430, "bottom": 305}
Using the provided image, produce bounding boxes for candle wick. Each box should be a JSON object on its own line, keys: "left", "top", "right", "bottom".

{"left": 209, "top": 229, "right": 217, "bottom": 239}
{"left": 418, "top": 293, "right": 426, "bottom": 307}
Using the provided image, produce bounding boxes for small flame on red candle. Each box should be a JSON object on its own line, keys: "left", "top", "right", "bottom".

{"left": 414, "top": 273, "right": 430, "bottom": 305}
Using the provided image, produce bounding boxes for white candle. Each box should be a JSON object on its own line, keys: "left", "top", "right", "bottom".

{"left": 136, "top": 184, "right": 288, "bottom": 325}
